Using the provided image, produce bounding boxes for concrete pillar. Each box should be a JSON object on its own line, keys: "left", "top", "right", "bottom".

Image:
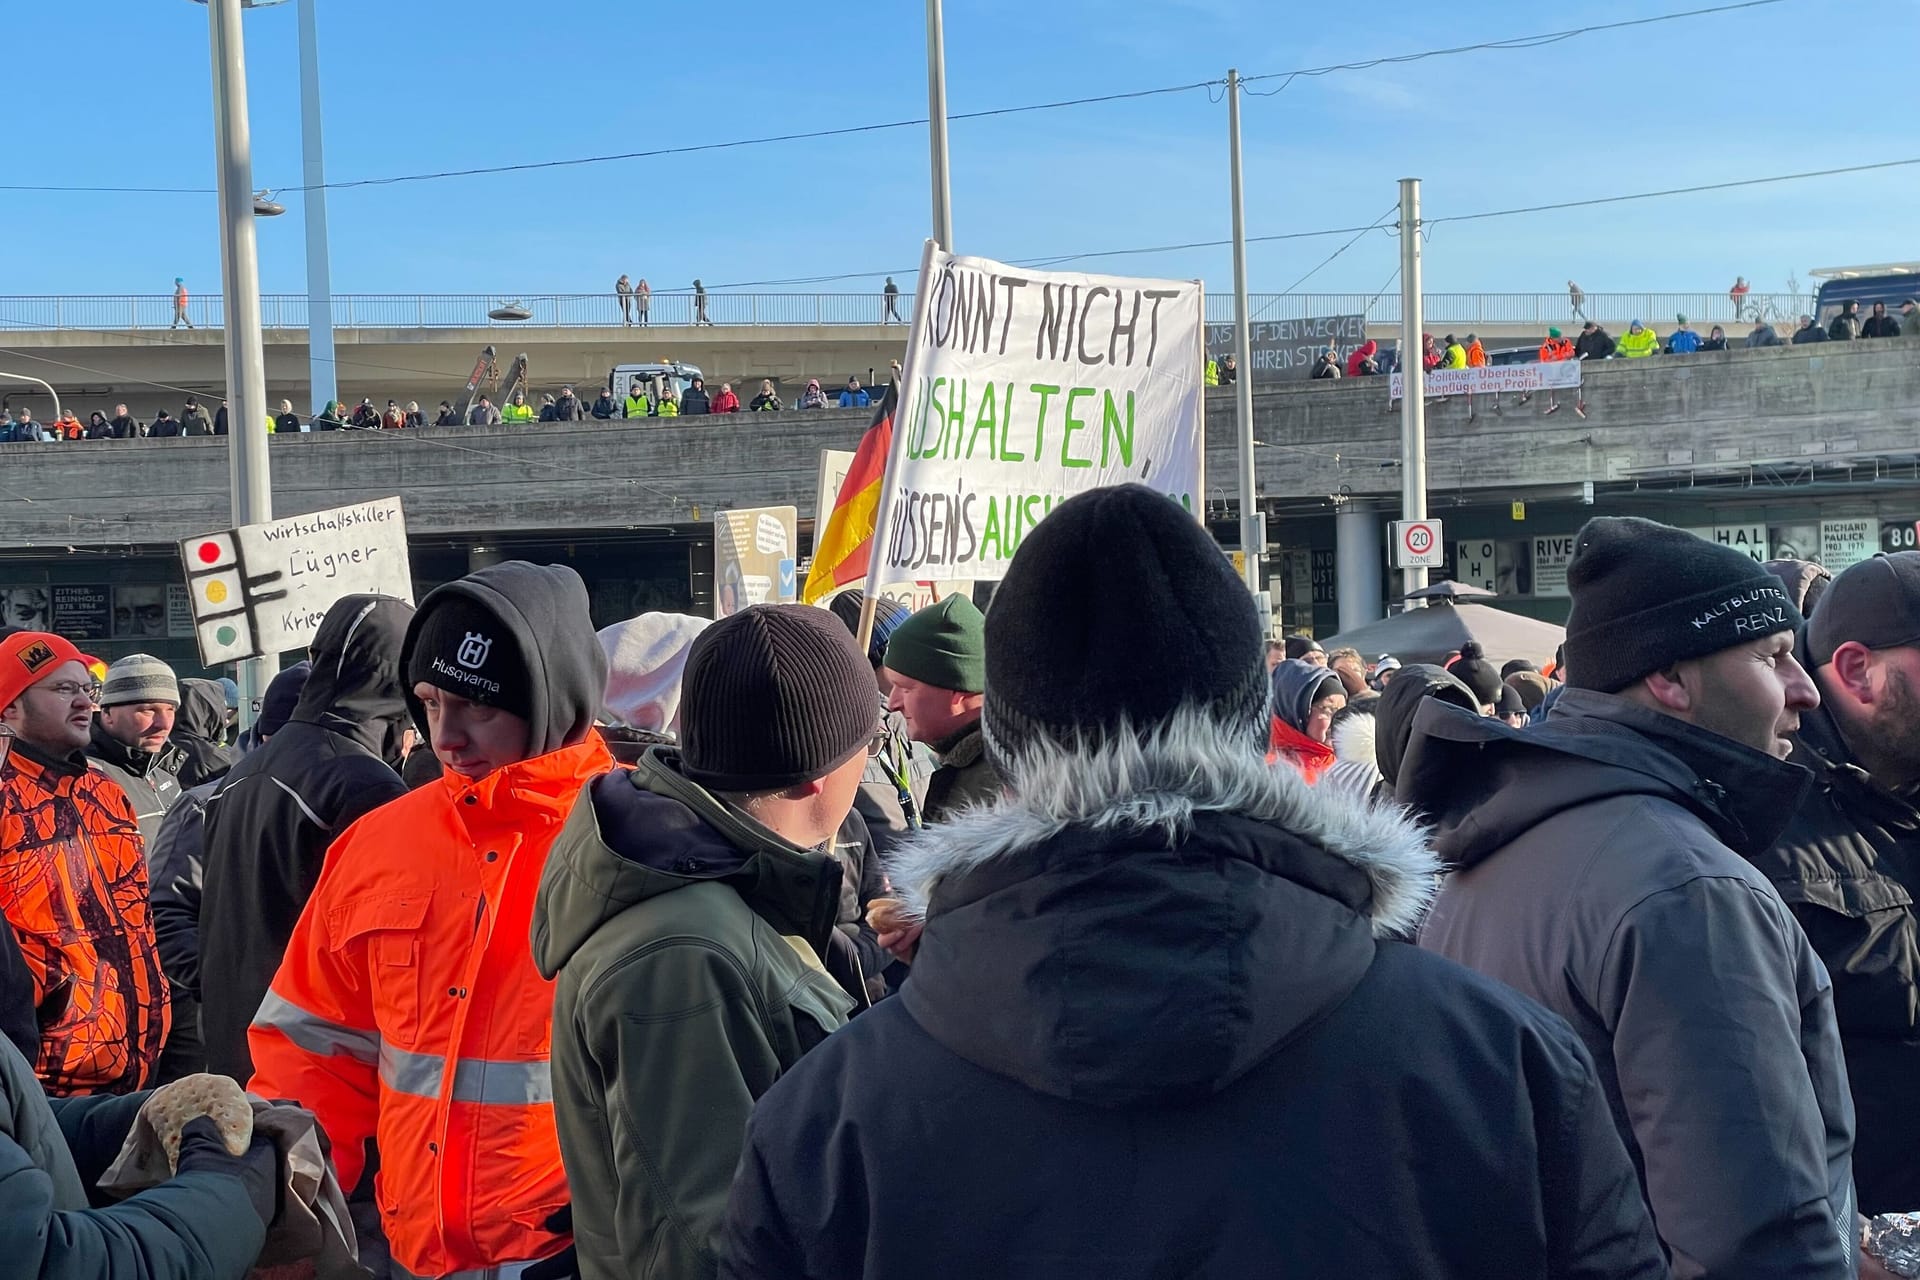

{"left": 1335, "top": 499, "right": 1385, "bottom": 633}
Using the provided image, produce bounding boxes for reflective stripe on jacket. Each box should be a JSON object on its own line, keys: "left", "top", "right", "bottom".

{"left": 1617, "top": 328, "right": 1659, "bottom": 358}
{"left": 0, "top": 745, "right": 170, "bottom": 1096}
{"left": 249, "top": 735, "right": 613, "bottom": 1277}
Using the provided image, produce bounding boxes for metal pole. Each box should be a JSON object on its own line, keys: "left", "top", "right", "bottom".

{"left": 0, "top": 372, "right": 62, "bottom": 428}
{"left": 925, "top": 0, "right": 954, "bottom": 250}
{"left": 296, "top": 0, "right": 337, "bottom": 417}
{"left": 1226, "top": 69, "right": 1268, "bottom": 632}
{"left": 208, "top": 0, "right": 278, "bottom": 709}
{"left": 1398, "top": 177, "right": 1428, "bottom": 600}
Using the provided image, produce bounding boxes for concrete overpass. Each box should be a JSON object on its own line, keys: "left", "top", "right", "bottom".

{"left": 0, "top": 288, "right": 1809, "bottom": 418}
{"left": 0, "top": 333, "right": 1904, "bottom": 673}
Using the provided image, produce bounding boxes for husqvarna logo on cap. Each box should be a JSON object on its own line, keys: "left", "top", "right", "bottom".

{"left": 456, "top": 632, "right": 492, "bottom": 669}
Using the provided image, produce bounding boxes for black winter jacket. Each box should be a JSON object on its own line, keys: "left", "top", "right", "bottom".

{"left": 1574, "top": 327, "right": 1616, "bottom": 359}
{"left": 1763, "top": 644, "right": 1920, "bottom": 1213}
{"left": 720, "top": 723, "right": 1666, "bottom": 1280}
{"left": 1793, "top": 322, "right": 1830, "bottom": 345}
{"left": 1861, "top": 314, "right": 1902, "bottom": 339}
{"left": 1404, "top": 691, "right": 1858, "bottom": 1280}
{"left": 681, "top": 386, "right": 712, "bottom": 415}
{"left": 0, "top": 916, "right": 36, "bottom": 1064}
{"left": 198, "top": 596, "right": 413, "bottom": 1080}
{"left": 85, "top": 724, "right": 183, "bottom": 850}
{"left": 169, "top": 679, "right": 234, "bottom": 789}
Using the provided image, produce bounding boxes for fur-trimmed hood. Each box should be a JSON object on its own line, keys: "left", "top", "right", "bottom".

{"left": 888, "top": 705, "right": 1439, "bottom": 1107}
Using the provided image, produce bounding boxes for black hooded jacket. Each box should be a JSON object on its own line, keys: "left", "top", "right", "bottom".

{"left": 1404, "top": 690, "right": 1858, "bottom": 1280}
{"left": 1760, "top": 629, "right": 1920, "bottom": 1213}
{"left": 1371, "top": 662, "right": 1479, "bottom": 803}
{"left": 198, "top": 595, "right": 414, "bottom": 1080}
{"left": 169, "top": 678, "right": 235, "bottom": 789}
{"left": 719, "top": 722, "right": 1666, "bottom": 1280}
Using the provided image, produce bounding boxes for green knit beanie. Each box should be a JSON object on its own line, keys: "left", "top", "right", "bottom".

{"left": 883, "top": 596, "right": 986, "bottom": 693}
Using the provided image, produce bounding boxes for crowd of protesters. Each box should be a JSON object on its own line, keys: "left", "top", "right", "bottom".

{"left": 11, "top": 491, "right": 1920, "bottom": 1276}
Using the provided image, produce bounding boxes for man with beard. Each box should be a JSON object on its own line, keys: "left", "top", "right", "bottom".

{"left": 1762, "top": 551, "right": 1920, "bottom": 1215}
{"left": 197, "top": 595, "right": 414, "bottom": 1081}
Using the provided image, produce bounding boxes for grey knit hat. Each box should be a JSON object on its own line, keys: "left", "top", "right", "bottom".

{"left": 101, "top": 653, "right": 179, "bottom": 707}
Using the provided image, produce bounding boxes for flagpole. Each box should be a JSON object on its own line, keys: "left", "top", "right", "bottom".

{"left": 857, "top": 238, "right": 941, "bottom": 655}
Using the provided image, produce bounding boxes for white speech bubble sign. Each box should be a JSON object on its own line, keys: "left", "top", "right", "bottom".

{"left": 755, "top": 513, "right": 788, "bottom": 556}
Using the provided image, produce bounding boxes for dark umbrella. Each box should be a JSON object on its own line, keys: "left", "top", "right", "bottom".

{"left": 1401, "top": 581, "right": 1498, "bottom": 602}
{"left": 1325, "top": 601, "right": 1565, "bottom": 669}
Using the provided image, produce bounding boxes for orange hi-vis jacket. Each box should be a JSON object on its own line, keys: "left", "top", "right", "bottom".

{"left": 1465, "top": 339, "right": 1488, "bottom": 367}
{"left": 1540, "top": 336, "right": 1576, "bottom": 362}
{"left": 249, "top": 734, "right": 614, "bottom": 1277}
{"left": 0, "top": 743, "right": 170, "bottom": 1095}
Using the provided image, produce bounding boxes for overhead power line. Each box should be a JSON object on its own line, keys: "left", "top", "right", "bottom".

{"left": 0, "top": 0, "right": 1795, "bottom": 196}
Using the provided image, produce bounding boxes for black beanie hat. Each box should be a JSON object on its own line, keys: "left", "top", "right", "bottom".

{"left": 256, "top": 660, "right": 310, "bottom": 739}
{"left": 680, "top": 604, "right": 876, "bottom": 792}
{"left": 406, "top": 594, "right": 534, "bottom": 719}
{"left": 1449, "top": 642, "right": 1504, "bottom": 707}
{"left": 983, "top": 484, "right": 1266, "bottom": 759}
{"left": 1565, "top": 516, "right": 1802, "bottom": 693}
{"left": 826, "top": 590, "right": 910, "bottom": 667}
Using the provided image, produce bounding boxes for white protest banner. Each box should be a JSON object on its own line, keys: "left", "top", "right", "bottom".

{"left": 1389, "top": 362, "right": 1581, "bottom": 400}
{"left": 1204, "top": 314, "right": 1367, "bottom": 379}
{"left": 715, "top": 505, "right": 798, "bottom": 618}
{"left": 180, "top": 496, "right": 414, "bottom": 665}
{"left": 1820, "top": 518, "right": 1876, "bottom": 571}
{"left": 871, "top": 245, "right": 1206, "bottom": 586}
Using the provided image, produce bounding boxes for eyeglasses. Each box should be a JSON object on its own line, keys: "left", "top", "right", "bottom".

{"left": 35, "top": 681, "right": 102, "bottom": 703}
{"left": 866, "top": 727, "right": 888, "bottom": 759}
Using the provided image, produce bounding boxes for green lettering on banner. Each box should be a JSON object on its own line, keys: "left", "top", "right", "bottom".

{"left": 1059, "top": 387, "right": 1095, "bottom": 468}
{"left": 1027, "top": 383, "right": 1060, "bottom": 463}
{"left": 980, "top": 497, "right": 1004, "bottom": 564}
{"left": 1101, "top": 391, "right": 1136, "bottom": 468}
{"left": 917, "top": 378, "right": 945, "bottom": 459}
{"left": 942, "top": 379, "right": 969, "bottom": 460}
{"left": 998, "top": 385, "right": 1026, "bottom": 462}
{"left": 966, "top": 382, "right": 1001, "bottom": 461}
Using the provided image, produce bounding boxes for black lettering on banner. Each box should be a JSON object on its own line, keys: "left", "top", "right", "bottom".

{"left": 1076, "top": 287, "right": 1111, "bottom": 366}
{"left": 996, "top": 277, "right": 1027, "bottom": 354}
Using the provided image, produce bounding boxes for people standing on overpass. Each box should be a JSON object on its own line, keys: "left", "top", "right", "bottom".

{"left": 381, "top": 399, "right": 405, "bottom": 430}
{"left": 750, "top": 379, "right": 783, "bottom": 411}
{"left": 434, "top": 400, "right": 461, "bottom": 426}
{"left": 1903, "top": 299, "right": 1919, "bottom": 330}
{"left": 1420, "top": 333, "right": 1443, "bottom": 370}
{"left": 655, "top": 387, "right": 680, "bottom": 416}
{"left": 274, "top": 400, "right": 301, "bottom": 433}
{"left": 711, "top": 382, "right": 741, "bottom": 413}
{"left": 1572, "top": 321, "right": 1613, "bottom": 361}
{"left": 502, "top": 392, "right": 536, "bottom": 424}
{"left": 1346, "top": 341, "right": 1379, "bottom": 377}
{"left": 839, "top": 376, "right": 871, "bottom": 409}
{"left": 312, "top": 399, "right": 342, "bottom": 430}
{"left": 1442, "top": 335, "right": 1467, "bottom": 368}
{"left": 795, "top": 377, "right": 829, "bottom": 410}
{"left": 554, "top": 385, "right": 585, "bottom": 421}
{"left": 1220, "top": 352, "right": 1239, "bottom": 384}
{"left": 591, "top": 386, "right": 619, "bottom": 419}
{"left": 616, "top": 273, "right": 633, "bottom": 325}
{"left": 1830, "top": 300, "right": 1862, "bottom": 341}
{"left": 537, "top": 393, "right": 560, "bottom": 422}
{"left": 1729, "top": 276, "right": 1750, "bottom": 319}
{"left": 636, "top": 277, "right": 651, "bottom": 326}
{"left": 403, "top": 400, "right": 425, "bottom": 428}
{"left": 1667, "top": 315, "right": 1701, "bottom": 354}
{"left": 180, "top": 398, "right": 211, "bottom": 436}
{"left": 681, "top": 377, "right": 713, "bottom": 415}
{"left": 171, "top": 276, "right": 193, "bottom": 329}
{"left": 109, "top": 404, "right": 141, "bottom": 438}
{"left": 694, "top": 278, "right": 712, "bottom": 326}
{"left": 469, "top": 395, "right": 503, "bottom": 425}
{"left": 1700, "top": 325, "right": 1728, "bottom": 352}
{"left": 84, "top": 411, "right": 112, "bottom": 440}
{"left": 1616, "top": 320, "right": 1659, "bottom": 358}
{"left": 1530, "top": 328, "right": 1575, "bottom": 416}
{"left": 1861, "top": 301, "right": 1902, "bottom": 339}
{"left": 1311, "top": 347, "right": 1341, "bottom": 379}
{"left": 349, "top": 398, "right": 382, "bottom": 430}
{"left": 623, "top": 380, "right": 650, "bottom": 419}
{"left": 884, "top": 275, "right": 902, "bottom": 323}
{"left": 1568, "top": 279, "right": 1586, "bottom": 320}
{"left": 1747, "top": 320, "right": 1783, "bottom": 348}
{"left": 1792, "top": 314, "right": 1828, "bottom": 344}
{"left": 147, "top": 408, "right": 180, "bottom": 438}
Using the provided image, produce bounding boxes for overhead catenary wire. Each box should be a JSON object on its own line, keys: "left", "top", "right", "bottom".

{"left": 0, "top": 0, "right": 1797, "bottom": 196}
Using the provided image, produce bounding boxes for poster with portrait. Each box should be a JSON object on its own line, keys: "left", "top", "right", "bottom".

{"left": 0, "top": 586, "right": 52, "bottom": 631}
{"left": 113, "top": 585, "right": 168, "bottom": 639}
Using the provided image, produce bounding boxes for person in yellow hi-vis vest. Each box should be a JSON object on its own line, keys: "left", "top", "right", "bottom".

{"left": 502, "top": 393, "right": 537, "bottom": 423}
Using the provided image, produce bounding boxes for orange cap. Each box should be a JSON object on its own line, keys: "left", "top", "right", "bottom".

{"left": 0, "top": 632, "right": 99, "bottom": 712}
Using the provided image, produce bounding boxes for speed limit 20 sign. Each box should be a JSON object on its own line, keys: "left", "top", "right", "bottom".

{"left": 1393, "top": 519, "right": 1445, "bottom": 568}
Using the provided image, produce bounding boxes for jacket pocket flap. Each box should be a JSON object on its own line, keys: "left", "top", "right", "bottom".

{"left": 327, "top": 890, "right": 433, "bottom": 945}
{"left": 1778, "top": 873, "right": 1914, "bottom": 917}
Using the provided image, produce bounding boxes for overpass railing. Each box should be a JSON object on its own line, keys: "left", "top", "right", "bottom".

{"left": 0, "top": 291, "right": 1815, "bottom": 333}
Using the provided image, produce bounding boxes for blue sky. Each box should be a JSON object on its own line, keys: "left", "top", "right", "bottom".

{"left": 5, "top": 0, "right": 1915, "bottom": 302}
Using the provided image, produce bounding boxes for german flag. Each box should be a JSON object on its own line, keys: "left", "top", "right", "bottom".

{"left": 803, "top": 383, "right": 896, "bottom": 604}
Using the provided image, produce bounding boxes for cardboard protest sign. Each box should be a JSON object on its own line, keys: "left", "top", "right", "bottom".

{"left": 715, "top": 506, "right": 798, "bottom": 618}
{"left": 875, "top": 248, "right": 1206, "bottom": 586}
{"left": 1389, "top": 362, "right": 1581, "bottom": 400}
{"left": 179, "top": 496, "right": 414, "bottom": 665}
